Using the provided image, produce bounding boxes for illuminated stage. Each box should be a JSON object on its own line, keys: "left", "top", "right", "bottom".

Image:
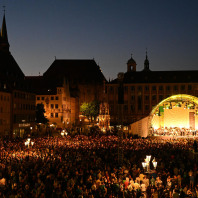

{"left": 129, "top": 94, "right": 198, "bottom": 137}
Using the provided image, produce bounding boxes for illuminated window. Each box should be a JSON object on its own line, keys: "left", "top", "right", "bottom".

{"left": 51, "top": 113, "right": 54, "bottom": 118}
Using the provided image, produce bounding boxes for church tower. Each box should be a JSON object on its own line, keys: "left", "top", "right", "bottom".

{"left": 0, "top": 13, "right": 10, "bottom": 53}
{"left": 127, "top": 54, "right": 136, "bottom": 72}
{"left": 0, "top": 11, "right": 25, "bottom": 90}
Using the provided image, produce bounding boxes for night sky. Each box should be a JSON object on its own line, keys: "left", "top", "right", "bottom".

{"left": 2, "top": 0, "right": 198, "bottom": 79}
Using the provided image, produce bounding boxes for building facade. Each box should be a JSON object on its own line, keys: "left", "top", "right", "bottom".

{"left": 0, "top": 91, "right": 11, "bottom": 136}
{"left": 26, "top": 59, "right": 107, "bottom": 129}
{"left": 35, "top": 79, "right": 78, "bottom": 128}
{"left": 106, "top": 54, "right": 198, "bottom": 126}
{"left": 0, "top": 14, "right": 36, "bottom": 137}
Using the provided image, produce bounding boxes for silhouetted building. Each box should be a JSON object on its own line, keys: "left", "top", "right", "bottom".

{"left": 106, "top": 53, "right": 198, "bottom": 126}
{"left": 0, "top": 14, "right": 35, "bottom": 137}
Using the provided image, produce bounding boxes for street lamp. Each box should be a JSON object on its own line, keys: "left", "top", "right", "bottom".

{"left": 61, "top": 131, "right": 64, "bottom": 136}
{"left": 152, "top": 158, "right": 157, "bottom": 169}
{"left": 142, "top": 155, "right": 157, "bottom": 173}
{"left": 61, "top": 130, "right": 68, "bottom": 137}
{"left": 25, "top": 138, "right": 34, "bottom": 148}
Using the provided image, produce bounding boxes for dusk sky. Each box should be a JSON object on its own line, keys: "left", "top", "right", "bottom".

{"left": 1, "top": 0, "right": 198, "bottom": 79}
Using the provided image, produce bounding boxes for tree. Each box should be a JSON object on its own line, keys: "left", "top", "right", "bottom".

{"left": 35, "top": 103, "right": 49, "bottom": 124}
{"left": 80, "top": 101, "right": 100, "bottom": 121}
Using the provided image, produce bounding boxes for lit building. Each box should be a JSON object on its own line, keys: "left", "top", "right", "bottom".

{"left": 26, "top": 59, "right": 106, "bottom": 129}
{"left": 35, "top": 79, "right": 77, "bottom": 128}
{"left": 106, "top": 53, "right": 198, "bottom": 128}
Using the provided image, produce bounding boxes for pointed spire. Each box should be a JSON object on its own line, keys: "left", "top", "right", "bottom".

{"left": 146, "top": 49, "right": 148, "bottom": 59}
{"left": 1, "top": 9, "right": 8, "bottom": 42}
{"left": 144, "top": 49, "right": 150, "bottom": 71}
{"left": 0, "top": 8, "right": 10, "bottom": 52}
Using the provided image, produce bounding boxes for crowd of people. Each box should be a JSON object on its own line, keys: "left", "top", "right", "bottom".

{"left": 152, "top": 127, "right": 197, "bottom": 137}
{"left": 0, "top": 134, "right": 198, "bottom": 197}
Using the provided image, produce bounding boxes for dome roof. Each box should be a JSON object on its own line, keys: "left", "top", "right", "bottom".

{"left": 127, "top": 55, "right": 136, "bottom": 64}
